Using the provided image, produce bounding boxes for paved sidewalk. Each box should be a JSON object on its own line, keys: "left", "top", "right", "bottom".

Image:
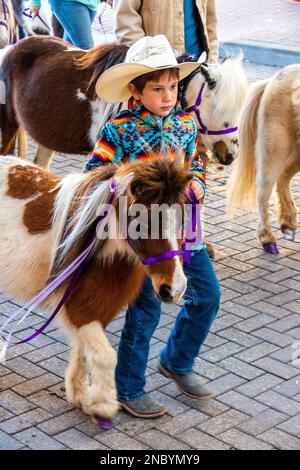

{"left": 217, "top": 0, "right": 300, "bottom": 66}
{"left": 0, "top": 65, "right": 300, "bottom": 450}
{"left": 217, "top": 0, "right": 300, "bottom": 48}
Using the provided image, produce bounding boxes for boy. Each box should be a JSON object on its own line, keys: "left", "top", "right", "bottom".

{"left": 86, "top": 35, "right": 220, "bottom": 418}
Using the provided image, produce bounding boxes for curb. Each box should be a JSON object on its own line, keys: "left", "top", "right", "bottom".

{"left": 219, "top": 39, "right": 300, "bottom": 67}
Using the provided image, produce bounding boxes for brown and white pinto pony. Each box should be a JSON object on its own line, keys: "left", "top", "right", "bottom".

{"left": 0, "top": 156, "right": 190, "bottom": 419}
{"left": 0, "top": 35, "right": 247, "bottom": 169}
{"left": 227, "top": 64, "right": 300, "bottom": 253}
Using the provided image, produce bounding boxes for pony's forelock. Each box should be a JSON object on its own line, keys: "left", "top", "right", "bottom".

{"left": 75, "top": 43, "right": 128, "bottom": 97}
{"left": 213, "top": 57, "right": 248, "bottom": 122}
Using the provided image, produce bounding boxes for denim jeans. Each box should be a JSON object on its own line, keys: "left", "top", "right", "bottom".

{"left": 116, "top": 249, "right": 221, "bottom": 402}
{"left": 49, "top": 0, "right": 96, "bottom": 49}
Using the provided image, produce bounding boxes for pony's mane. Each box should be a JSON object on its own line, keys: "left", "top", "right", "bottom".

{"left": 76, "top": 43, "right": 128, "bottom": 94}
{"left": 51, "top": 165, "right": 121, "bottom": 275}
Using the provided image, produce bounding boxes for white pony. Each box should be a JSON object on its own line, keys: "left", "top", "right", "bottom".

{"left": 227, "top": 64, "right": 300, "bottom": 253}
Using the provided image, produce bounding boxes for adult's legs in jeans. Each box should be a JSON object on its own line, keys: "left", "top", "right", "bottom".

{"left": 49, "top": 0, "right": 96, "bottom": 49}
{"left": 160, "top": 249, "right": 221, "bottom": 374}
{"left": 116, "top": 277, "right": 161, "bottom": 402}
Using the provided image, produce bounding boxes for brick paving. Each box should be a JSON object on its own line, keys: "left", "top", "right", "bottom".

{"left": 0, "top": 64, "right": 300, "bottom": 450}
{"left": 92, "top": 1, "right": 300, "bottom": 52}
{"left": 216, "top": 0, "right": 300, "bottom": 48}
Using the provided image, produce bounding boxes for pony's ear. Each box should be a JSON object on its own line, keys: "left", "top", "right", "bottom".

{"left": 200, "top": 64, "right": 217, "bottom": 90}
{"left": 197, "top": 51, "right": 207, "bottom": 64}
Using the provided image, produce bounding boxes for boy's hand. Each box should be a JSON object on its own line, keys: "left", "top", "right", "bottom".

{"left": 189, "top": 180, "right": 205, "bottom": 201}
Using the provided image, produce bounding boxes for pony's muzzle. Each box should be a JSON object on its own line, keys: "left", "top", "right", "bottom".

{"left": 213, "top": 141, "right": 234, "bottom": 165}
{"left": 220, "top": 153, "right": 234, "bottom": 165}
{"left": 158, "top": 283, "right": 173, "bottom": 303}
{"left": 157, "top": 273, "right": 187, "bottom": 303}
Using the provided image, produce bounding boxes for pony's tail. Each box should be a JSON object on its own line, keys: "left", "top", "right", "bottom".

{"left": 227, "top": 79, "right": 269, "bottom": 217}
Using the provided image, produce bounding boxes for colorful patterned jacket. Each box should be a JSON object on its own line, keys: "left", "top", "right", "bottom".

{"left": 85, "top": 99, "right": 206, "bottom": 194}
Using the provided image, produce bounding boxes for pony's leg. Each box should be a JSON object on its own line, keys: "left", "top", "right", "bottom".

{"left": 17, "top": 129, "right": 27, "bottom": 159}
{"left": 277, "top": 154, "right": 300, "bottom": 240}
{"left": 74, "top": 321, "right": 118, "bottom": 418}
{"left": 65, "top": 340, "right": 88, "bottom": 409}
{"left": 256, "top": 173, "right": 277, "bottom": 247}
{"left": 52, "top": 14, "right": 64, "bottom": 38}
{"left": 33, "top": 144, "right": 54, "bottom": 170}
{"left": 0, "top": 113, "right": 19, "bottom": 155}
{"left": 256, "top": 127, "right": 288, "bottom": 250}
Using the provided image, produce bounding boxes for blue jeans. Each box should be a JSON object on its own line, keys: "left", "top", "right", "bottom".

{"left": 49, "top": 0, "right": 96, "bottom": 49}
{"left": 116, "top": 249, "right": 221, "bottom": 402}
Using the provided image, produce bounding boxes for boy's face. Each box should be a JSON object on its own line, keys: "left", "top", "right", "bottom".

{"left": 128, "top": 74, "right": 178, "bottom": 117}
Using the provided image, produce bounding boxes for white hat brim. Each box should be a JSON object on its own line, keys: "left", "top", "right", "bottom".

{"left": 95, "top": 61, "right": 202, "bottom": 103}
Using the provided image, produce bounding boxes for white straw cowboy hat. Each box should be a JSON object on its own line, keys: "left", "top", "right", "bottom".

{"left": 95, "top": 35, "right": 206, "bottom": 103}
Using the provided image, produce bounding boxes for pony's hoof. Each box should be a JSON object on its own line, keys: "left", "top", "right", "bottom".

{"left": 283, "top": 227, "right": 295, "bottom": 241}
{"left": 263, "top": 242, "right": 279, "bottom": 254}
{"left": 92, "top": 415, "right": 114, "bottom": 430}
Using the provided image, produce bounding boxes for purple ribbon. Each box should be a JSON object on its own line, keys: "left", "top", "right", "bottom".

{"left": 182, "top": 187, "right": 201, "bottom": 264}
{"left": 186, "top": 82, "right": 238, "bottom": 136}
{"left": 16, "top": 245, "right": 92, "bottom": 344}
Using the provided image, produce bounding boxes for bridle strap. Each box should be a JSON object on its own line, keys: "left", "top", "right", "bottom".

{"left": 127, "top": 236, "right": 181, "bottom": 265}
{"left": 186, "top": 82, "right": 238, "bottom": 136}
